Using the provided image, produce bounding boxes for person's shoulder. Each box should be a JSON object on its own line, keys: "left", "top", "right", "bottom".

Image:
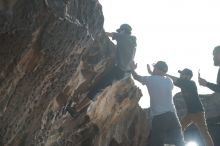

{"left": 190, "top": 80, "right": 197, "bottom": 86}
{"left": 181, "top": 80, "right": 197, "bottom": 88}
{"left": 165, "top": 76, "right": 173, "bottom": 82}
{"left": 129, "top": 35, "right": 136, "bottom": 41}
{"left": 178, "top": 78, "right": 190, "bottom": 84}
{"left": 151, "top": 75, "right": 167, "bottom": 80}
{"left": 190, "top": 80, "right": 195, "bottom": 83}
{"left": 186, "top": 79, "right": 194, "bottom": 84}
{"left": 145, "top": 75, "right": 155, "bottom": 80}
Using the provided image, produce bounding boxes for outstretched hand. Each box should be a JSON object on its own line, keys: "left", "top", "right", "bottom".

{"left": 130, "top": 61, "right": 137, "bottom": 70}
{"left": 147, "top": 64, "right": 153, "bottom": 75}
{"left": 198, "top": 71, "right": 208, "bottom": 86}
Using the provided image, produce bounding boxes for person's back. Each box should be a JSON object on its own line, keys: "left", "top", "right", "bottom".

{"left": 145, "top": 75, "right": 176, "bottom": 116}
{"left": 131, "top": 61, "right": 184, "bottom": 146}
{"left": 116, "top": 34, "right": 136, "bottom": 70}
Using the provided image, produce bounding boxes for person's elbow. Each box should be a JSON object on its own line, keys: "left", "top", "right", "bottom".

{"left": 131, "top": 74, "right": 139, "bottom": 82}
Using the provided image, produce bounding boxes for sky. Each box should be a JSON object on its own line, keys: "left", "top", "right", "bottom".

{"left": 99, "top": 0, "right": 220, "bottom": 108}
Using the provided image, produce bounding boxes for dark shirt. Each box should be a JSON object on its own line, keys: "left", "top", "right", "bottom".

{"left": 112, "top": 32, "right": 136, "bottom": 71}
{"left": 206, "top": 68, "right": 220, "bottom": 93}
{"left": 174, "top": 79, "right": 204, "bottom": 113}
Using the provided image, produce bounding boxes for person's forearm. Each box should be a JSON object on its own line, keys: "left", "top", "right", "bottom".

{"left": 206, "top": 82, "right": 220, "bottom": 93}
{"left": 166, "top": 74, "right": 178, "bottom": 82}
{"left": 131, "top": 70, "right": 141, "bottom": 81}
{"left": 131, "top": 71, "right": 145, "bottom": 84}
{"left": 106, "top": 32, "right": 113, "bottom": 37}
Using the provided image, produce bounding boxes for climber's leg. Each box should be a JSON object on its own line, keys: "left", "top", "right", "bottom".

{"left": 87, "top": 65, "right": 125, "bottom": 100}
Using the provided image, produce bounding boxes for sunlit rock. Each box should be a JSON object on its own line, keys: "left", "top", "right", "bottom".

{"left": 88, "top": 78, "right": 150, "bottom": 146}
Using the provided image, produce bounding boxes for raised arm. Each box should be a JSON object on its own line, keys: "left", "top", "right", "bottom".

{"left": 198, "top": 76, "right": 220, "bottom": 92}
{"left": 147, "top": 64, "right": 153, "bottom": 75}
{"left": 206, "top": 82, "right": 220, "bottom": 92}
{"left": 131, "top": 70, "right": 147, "bottom": 84}
{"left": 198, "top": 72, "right": 208, "bottom": 87}
{"left": 130, "top": 61, "right": 147, "bottom": 84}
{"left": 166, "top": 74, "right": 178, "bottom": 83}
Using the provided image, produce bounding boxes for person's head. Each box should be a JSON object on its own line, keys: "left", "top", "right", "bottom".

{"left": 116, "top": 24, "right": 132, "bottom": 35}
{"left": 213, "top": 46, "right": 220, "bottom": 66}
{"left": 152, "top": 61, "right": 168, "bottom": 75}
{"left": 178, "top": 68, "right": 193, "bottom": 80}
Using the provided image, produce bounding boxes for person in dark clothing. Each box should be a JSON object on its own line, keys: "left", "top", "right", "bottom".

{"left": 106, "top": 24, "right": 136, "bottom": 71}
{"left": 65, "top": 24, "right": 136, "bottom": 117}
{"left": 166, "top": 68, "right": 214, "bottom": 146}
{"left": 199, "top": 45, "right": 220, "bottom": 93}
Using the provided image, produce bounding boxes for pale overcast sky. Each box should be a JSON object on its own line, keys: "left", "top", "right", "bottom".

{"left": 99, "top": 0, "right": 220, "bottom": 108}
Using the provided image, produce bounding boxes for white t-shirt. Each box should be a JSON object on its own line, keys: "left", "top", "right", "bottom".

{"left": 142, "top": 75, "right": 176, "bottom": 116}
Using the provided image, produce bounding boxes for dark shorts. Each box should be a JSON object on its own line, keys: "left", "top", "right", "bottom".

{"left": 150, "top": 112, "right": 185, "bottom": 146}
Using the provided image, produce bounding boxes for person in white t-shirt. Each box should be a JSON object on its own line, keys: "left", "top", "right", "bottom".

{"left": 131, "top": 61, "right": 184, "bottom": 146}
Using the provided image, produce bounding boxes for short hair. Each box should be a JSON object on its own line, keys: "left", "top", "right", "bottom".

{"left": 213, "top": 46, "right": 220, "bottom": 55}
{"left": 154, "top": 61, "right": 168, "bottom": 73}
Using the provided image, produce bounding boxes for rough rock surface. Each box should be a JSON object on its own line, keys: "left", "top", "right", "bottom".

{"left": 0, "top": 0, "right": 219, "bottom": 146}
{"left": 0, "top": 0, "right": 150, "bottom": 146}
{"left": 87, "top": 79, "right": 149, "bottom": 146}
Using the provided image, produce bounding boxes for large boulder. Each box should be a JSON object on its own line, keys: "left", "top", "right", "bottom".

{"left": 0, "top": 0, "right": 150, "bottom": 145}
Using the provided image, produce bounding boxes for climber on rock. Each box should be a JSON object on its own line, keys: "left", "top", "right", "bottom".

{"left": 131, "top": 61, "right": 185, "bottom": 146}
{"left": 65, "top": 24, "right": 137, "bottom": 118}
{"left": 166, "top": 68, "right": 214, "bottom": 146}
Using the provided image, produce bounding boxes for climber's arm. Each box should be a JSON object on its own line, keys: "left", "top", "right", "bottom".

{"left": 131, "top": 71, "right": 147, "bottom": 85}
{"left": 106, "top": 32, "right": 113, "bottom": 37}
{"left": 130, "top": 61, "right": 147, "bottom": 84}
{"left": 166, "top": 74, "right": 178, "bottom": 83}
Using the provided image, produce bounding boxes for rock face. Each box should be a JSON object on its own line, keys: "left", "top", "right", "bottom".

{"left": 0, "top": 0, "right": 219, "bottom": 146}
{"left": 0, "top": 0, "right": 150, "bottom": 146}
{"left": 87, "top": 79, "right": 149, "bottom": 146}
